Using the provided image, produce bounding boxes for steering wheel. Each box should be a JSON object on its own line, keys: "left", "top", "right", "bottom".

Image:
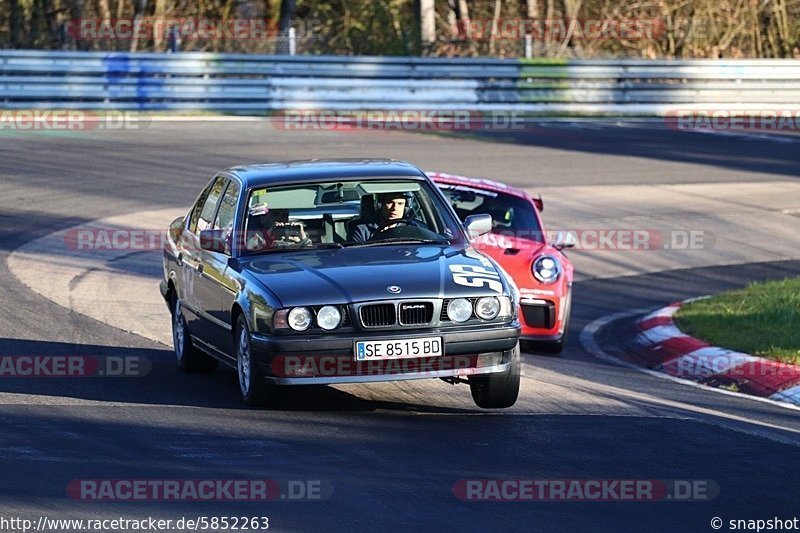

{"left": 375, "top": 218, "right": 414, "bottom": 233}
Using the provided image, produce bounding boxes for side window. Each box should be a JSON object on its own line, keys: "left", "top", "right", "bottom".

{"left": 213, "top": 180, "right": 241, "bottom": 254}
{"left": 188, "top": 178, "right": 217, "bottom": 233}
{"left": 195, "top": 177, "right": 226, "bottom": 233}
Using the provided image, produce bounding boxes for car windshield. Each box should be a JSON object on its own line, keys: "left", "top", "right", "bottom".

{"left": 438, "top": 184, "right": 544, "bottom": 243}
{"left": 242, "top": 178, "right": 465, "bottom": 254}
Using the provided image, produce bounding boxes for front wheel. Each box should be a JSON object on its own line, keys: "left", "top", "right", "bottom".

{"left": 236, "top": 316, "right": 269, "bottom": 406}
{"left": 469, "top": 342, "right": 521, "bottom": 409}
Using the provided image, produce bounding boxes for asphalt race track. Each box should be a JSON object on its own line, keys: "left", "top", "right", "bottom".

{"left": 1, "top": 121, "right": 799, "bottom": 532}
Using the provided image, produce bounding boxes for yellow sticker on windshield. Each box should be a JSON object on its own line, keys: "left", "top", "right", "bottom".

{"left": 251, "top": 188, "right": 269, "bottom": 204}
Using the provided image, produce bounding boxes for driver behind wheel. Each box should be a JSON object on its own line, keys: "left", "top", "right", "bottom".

{"left": 350, "top": 191, "right": 415, "bottom": 242}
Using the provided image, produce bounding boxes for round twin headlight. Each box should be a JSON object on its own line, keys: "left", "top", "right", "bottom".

{"left": 288, "top": 307, "right": 313, "bottom": 331}
{"left": 533, "top": 255, "right": 561, "bottom": 284}
{"left": 447, "top": 298, "right": 473, "bottom": 323}
{"left": 475, "top": 297, "right": 501, "bottom": 320}
{"left": 316, "top": 305, "right": 342, "bottom": 331}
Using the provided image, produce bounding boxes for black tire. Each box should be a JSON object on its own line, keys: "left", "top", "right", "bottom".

{"left": 469, "top": 342, "right": 521, "bottom": 409}
{"left": 235, "top": 315, "right": 269, "bottom": 406}
{"left": 172, "top": 296, "right": 218, "bottom": 372}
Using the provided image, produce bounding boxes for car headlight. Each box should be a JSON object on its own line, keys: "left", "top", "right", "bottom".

{"left": 532, "top": 254, "right": 561, "bottom": 284}
{"left": 316, "top": 305, "right": 342, "bottom": 331}
{"left": 447, "top": 298, "right": 473, "bottom": 323}
{"left": 288, "top": 307, "right": 313, "bottom": 331}
{"left": 475, "top": 297, "right": 500, "bottom": 320}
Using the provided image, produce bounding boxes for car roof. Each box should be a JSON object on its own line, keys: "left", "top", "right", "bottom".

{"left": 226, "top": 159, "right": 427, "bottom": 188}
{"left": 427, "top": 171, "right": 532, "bottom": 201}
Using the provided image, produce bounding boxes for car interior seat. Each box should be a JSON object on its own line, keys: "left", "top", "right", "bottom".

{"left": 346, "top": 194, "right": 377, "bottom": 238}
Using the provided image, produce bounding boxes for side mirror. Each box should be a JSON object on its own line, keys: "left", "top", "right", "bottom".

{"left": 464, "top": 213, "right": 493, "bottom": 239}
{"left": 199, "top": 229, "right": 228, "bottom": 254}
{"left": 553, "top": 231, "right": 576, "bottom": 250}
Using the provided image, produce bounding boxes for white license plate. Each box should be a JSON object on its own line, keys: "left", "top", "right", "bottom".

{"left": 355, "top": 337, "right": 443, "bottom": 361}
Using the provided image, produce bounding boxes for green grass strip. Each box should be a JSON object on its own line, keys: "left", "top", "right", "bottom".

{"left": 674, "top": 277, "right": 800, "bottom": 365}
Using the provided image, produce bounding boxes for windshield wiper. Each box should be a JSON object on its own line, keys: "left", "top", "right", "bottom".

{"left": 345, "top": 238, "right": 450, "bottom": 247}
{"left": 308, "top": 243, "right": 344, "bottom": 249}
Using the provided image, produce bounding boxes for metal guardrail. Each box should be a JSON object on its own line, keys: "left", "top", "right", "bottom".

{"left": 1, "top": 50, "right": 799, "bottom": 114}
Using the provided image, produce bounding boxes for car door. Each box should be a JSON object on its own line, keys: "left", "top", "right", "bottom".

{"left": 176, "top": 177, "right": 214, "bottom": 323}
{"left": 180, "top": 176, "right": 227, "bottom": 340}
{"left": 195, "top": 176, "right": 242, "bottom": 357}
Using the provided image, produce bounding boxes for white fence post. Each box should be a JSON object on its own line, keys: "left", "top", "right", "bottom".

{"left": 289, "top": 27, "right": 297, "bottom": 56}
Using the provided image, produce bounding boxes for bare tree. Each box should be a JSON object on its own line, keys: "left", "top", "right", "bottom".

{"left": 9, "top": 0, "right": 23, "bottom": 48}
{"left": 488, "top": 0, "right": 502, "bottom": 55}
{"left": 0, "top": 0, "right": 796, "bottom": 58}
{"left": 525, "top": 0, "right": 540, "bottom": 56}
{"left": 420, "top": 0, "right": 436, "bottom": 51}
{"left": 278, "top": 0, "right": 296, "bottom": 54}
{"left": 129, "top": 0, "right": 146, "bottom": 52}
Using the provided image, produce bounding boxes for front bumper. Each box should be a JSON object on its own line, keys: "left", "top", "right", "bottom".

{"left": 518, "top": 295, "right": 568, "bottom": 339}
{"left": 520, "top": 332, "right": 564, "bottom": 342}
{"left": 250, "top": 324, "right": 520, "bottom": 385}
{"left": 262, "top": 362, "right": 512, "bottom": 386}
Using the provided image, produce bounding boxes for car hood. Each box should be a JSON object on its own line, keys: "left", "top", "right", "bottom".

{"left": 239, "top": 245, "right": 508, "bottom": 306}
{"left": 473, "top": 235, "right": 547, "bottom": 269}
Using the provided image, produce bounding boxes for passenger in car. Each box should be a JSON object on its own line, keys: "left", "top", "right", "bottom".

{"left": 246, "top": 209, "right": 311, "bottom": 250}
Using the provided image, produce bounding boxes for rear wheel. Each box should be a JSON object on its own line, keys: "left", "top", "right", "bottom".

{"left": 469, "top": 342, "right": 521, "bottom": 409}
{"left": 236, "top": 316, "right": 269, "bottom": 406}
{"left": 172, "top": 297, "right": 218, "bottom": 372}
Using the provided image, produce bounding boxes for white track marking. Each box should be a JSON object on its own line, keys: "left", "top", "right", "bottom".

{"left": 581, "top": 310, "right": 800, "bottom": 447}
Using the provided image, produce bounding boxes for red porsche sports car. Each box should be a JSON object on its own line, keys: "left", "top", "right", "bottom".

{"left": 430, "top": 172, "right": 575, "bottom": 354}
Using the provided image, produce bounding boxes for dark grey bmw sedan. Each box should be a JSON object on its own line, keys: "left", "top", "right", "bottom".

{"left": 160, "top": 159, "right": 521, "bottom": 408}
